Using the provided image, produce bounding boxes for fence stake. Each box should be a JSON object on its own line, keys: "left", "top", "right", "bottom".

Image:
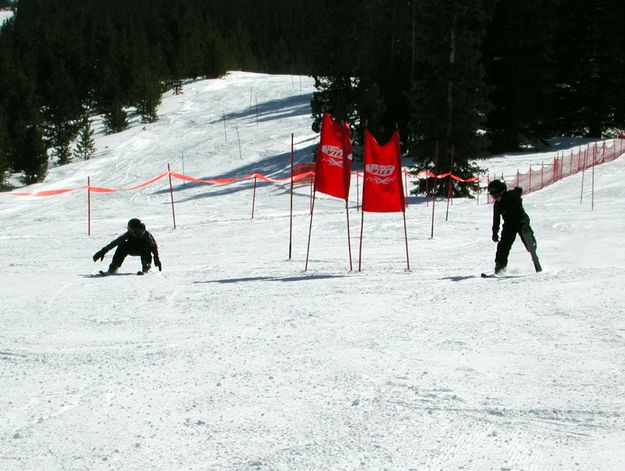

{"left": 289, "top": 133, "right": 294, "bottom": 260}
{"left": 445, "top": 144, "right": 454, "bottom": 222}
{"left": 167, "top": 163, "right": 177, "bottom": 229}
{"left": 430, "top": 141, "right": 439, "bottom": 237}
{"left": 87, "top": 176, "right": 91, "bottom": 236}
{"left": 251, "top": 175, "right": 257, "bottom": 219}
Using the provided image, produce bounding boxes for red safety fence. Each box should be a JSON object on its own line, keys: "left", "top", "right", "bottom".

{"left": 4, "top": 167, "right": 474, "bottom": 198}
{"left": 487, "top": 138, "right": 625, "bottom": 201}
{"left": 3, "top": 169, "right": 317, "bottom": 197}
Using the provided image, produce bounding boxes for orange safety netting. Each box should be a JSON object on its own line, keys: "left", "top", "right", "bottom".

{"left": 3, "top": 168, "right": 473, "bottom": 197}
{"left": 491, "top": 139, "right": 625, "bottom": 197}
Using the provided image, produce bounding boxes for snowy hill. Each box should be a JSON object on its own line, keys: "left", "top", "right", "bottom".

{"left": 1, "top": 72, "right": 624, "bottom": 470}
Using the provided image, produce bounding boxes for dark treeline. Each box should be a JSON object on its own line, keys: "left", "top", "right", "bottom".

{"left": 0, "top": 0, "right": 317, "bottom": 185}
{"left": 1, "top": 0, "right": 624, "bottom": 191}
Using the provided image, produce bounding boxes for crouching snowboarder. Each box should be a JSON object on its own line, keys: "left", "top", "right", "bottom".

{"left": 487, "top": 180, "right": 542, "bottom": 275}
{"left": 93, "top": 218, "right": 162, "bottom": 275}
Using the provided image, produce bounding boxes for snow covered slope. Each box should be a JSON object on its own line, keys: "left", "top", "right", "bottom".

{"left": 1, "top": 72, "right": 624, "bottom": 470}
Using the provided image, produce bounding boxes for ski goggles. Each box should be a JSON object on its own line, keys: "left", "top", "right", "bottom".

{"left": 129, "top": 226, "right": 145, "bottom": 237}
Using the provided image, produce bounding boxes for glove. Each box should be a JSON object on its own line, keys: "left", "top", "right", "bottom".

{"left": 93, "top": 249, "right": 106, "bottom": 262}
{"left": 154, "top": 257, "right": 162, "bottom": 271}
{"left": 492, "top": 233, "right": 499, "bottom": 243}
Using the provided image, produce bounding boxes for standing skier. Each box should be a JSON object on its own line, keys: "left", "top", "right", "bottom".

{"left": 93, "top": 218, "right": 162, "bottom": 275}
{"left": 488, "top": 180, "right": 541, "bottom": 274}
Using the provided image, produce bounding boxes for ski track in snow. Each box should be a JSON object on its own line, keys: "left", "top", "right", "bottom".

{"left": 1, "top": 72, "right": 625, "bottom": 470}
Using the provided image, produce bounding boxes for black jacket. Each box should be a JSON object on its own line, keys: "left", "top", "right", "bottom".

{"left": 492, "top": 187, "right": 530, "bottom": 236}
{"left": 103, "top": 230, "right": 159, "bottom": 258}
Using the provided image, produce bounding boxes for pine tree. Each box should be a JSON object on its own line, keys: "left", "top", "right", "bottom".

{"left": 172, "top": 79, "right": 183, "bottom": 95}
{"left": 75, "top": 114, "right": 95, "bottom": 161}
{"left": 552, "top": 0, "right": 625, "bottom": 137}
{"left": 20, "top": 125, "right": 48, "bottom": 184}
{"left": 483, "top": 0, "right": 558, "bottom": 151}
{"left": 44, "top": 115, "right": 78, "bottom": 165}
{"left": 103, "top": 103, "right": 128, "bottom": 134}
{"left": 407, "top": 0, "right": 491, "bottom": 196}
{"left": 134, "top": 68, "right": 161, "bottom": 123}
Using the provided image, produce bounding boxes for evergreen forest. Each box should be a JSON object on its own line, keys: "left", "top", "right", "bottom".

{"left": 0, "top": 0, "right": 624, "bottom": 192}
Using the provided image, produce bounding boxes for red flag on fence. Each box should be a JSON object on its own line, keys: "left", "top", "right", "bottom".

{"left": 362, "top": 129, "right": 405, "bottom": 212}
{"left": 314, "top": 113, "right": 352, "bottom": 200}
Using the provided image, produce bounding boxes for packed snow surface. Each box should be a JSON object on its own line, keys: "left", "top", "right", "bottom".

{"left": 1, "top": 72, "right": 624, "bottom": 470}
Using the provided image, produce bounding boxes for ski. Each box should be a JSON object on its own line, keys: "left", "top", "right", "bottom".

{"left": 93, "top": 270, "right": 144, "bottom": 277}
{"left": 481, "top": 271, "right": 536, "bottom": 279}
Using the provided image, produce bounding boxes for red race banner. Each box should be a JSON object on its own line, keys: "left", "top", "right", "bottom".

{"left": 314, "top": 113, "right": 352, "bottom": 200}
{"left": 362, "top": 130, "right": 405, "bottom": 212}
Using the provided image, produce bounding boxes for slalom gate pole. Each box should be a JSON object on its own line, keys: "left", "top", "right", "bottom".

{"left": 345, "top": 199, "right": 353, "bottom": 271}
{"left": 181, "top": 151, "right": 185, "bottom": 186}
{"left": 358, "top": 208, "right": 365, "bottom": 272}
{"left": 445, "top": 175, "right": 452, "bottom": 221}
{"left": 445, "top": 144, "right": 455, "bottom": 221}
{"left": 223, "top": 112, "right": 227, "bottom": 142}
{"left": 289, "top": 133, "right": 294, "bottom": 260}
{"left": 87, "top": 176, "right": 91, "bottom": 236}
{"left": 592, "top": 144, "right": 597, "bottom": 210}
{"left": 304, "top": 190, "right": 317, "bottom": 271}
{"left": 431, "top": 178, "right": 438, "bottom": 238}
{"left": 404, "top": 169, "right": 408, "bottom": 202}
{"left": 309, "top": 176, "right": 314, "bottom": 214}
{"left": 402, "top": 209, "right": 410, "bottom": 271}
{"left": 356, "top": 172, "right": 360, "bottom": 212}
{"left": 580, "top": 147, "right": 587, "bottom": 205}
{"left": 167, "top": 163, "right": 177, "bottom": 229}
{"left": 251, "top": 175, "right": 257, "bottom": 219}
{"left": 430, "top": 141, "right": 439, "bottom": 238}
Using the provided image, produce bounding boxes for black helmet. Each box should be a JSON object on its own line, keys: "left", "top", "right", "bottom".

{"left": 127, "top": 218, "right": 145, "bottom": 237}
{"left": 487, "top": 179, "right": 507, "bottom": 197}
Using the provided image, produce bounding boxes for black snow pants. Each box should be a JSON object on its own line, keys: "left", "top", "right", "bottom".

{"left": 111, "top": 239, "right": 152, "bottom": 270}
{"left": 495, "top": 223, "right": 532, "bottom": 270}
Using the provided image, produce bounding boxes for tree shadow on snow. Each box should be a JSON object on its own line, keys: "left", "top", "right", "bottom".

{"left": 212, "top": 93, "right": 314, "bottom": 125}
{"left": 151, "top": 141, "right": 318, "bottom": 203}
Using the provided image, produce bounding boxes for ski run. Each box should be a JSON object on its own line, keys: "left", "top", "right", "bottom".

{"left": 1, "top": 72, "right": 624, "bottom": 470}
